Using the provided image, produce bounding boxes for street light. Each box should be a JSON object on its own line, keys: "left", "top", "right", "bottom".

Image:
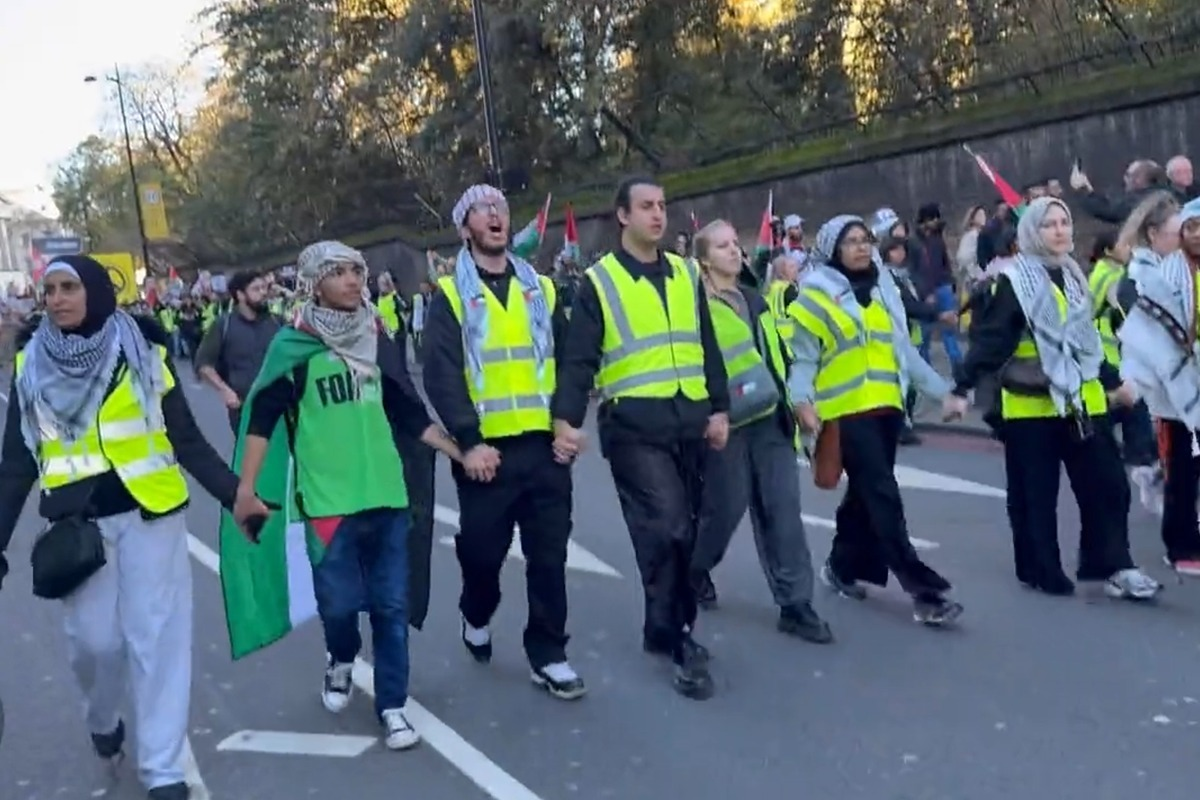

{"left": 84, "top": 65, "right": 152, "bottom": 273}
{"left": 469, "top": 0, "right": 504, "bottom": 189}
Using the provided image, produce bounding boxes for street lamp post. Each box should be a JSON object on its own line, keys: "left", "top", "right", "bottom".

{"left": 469, "top": 0, "right": 504, "bottom": 189}
{"left": 84, "top": 64, "right": 152, "bottom": 272}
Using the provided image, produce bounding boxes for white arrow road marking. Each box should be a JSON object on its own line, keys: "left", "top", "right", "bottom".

{"left": 185, "top": 534, "right": 548, "bottom": 800}
{"left": 216, "top": 730, "right": 377, "bottom": 758}
{"left": 796, "top": 457, "right": 1006, "bottom": 499}
{"left": 433, "top": 505, "right": 622, "bottom": 578}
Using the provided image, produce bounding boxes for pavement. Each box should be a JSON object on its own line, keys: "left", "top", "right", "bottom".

{"left": 2, "top": 370, "right": 1199, "bottom": 800}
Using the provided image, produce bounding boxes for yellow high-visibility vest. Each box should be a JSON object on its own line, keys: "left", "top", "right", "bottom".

{"left": 378, "top": 291, "right": 401, "bottom": 334}
{"left": 788, "top": 288, "right": 904, "bottom": 420}
{"left": 766, "top": 280, "right": 796, "bottom": 343}
{"left": 16, "top": 345, "right": 189, "bottom": 512}
{"left": 438, "top": 275, "right": 557, "bottom": 438}
{"left": 1089, "top": 258, "right": 1124, "bottom": 365}
{"left": 587, "top": 252, "right": 708, "bottom": 401}
{"left": 1001, "top": 283, "right": 1107, "bottom": 419}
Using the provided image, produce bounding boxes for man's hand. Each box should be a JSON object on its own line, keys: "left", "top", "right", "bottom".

{"left": 705, "top": 412, "right": 730, "bottom": 451}
{"left": 222, "top": 387, "right": 241, "bottom": 410}
{"left": 233, "top": 484, "right": 271, "bottom": 542}
{"left": 1107, "top": 381, "right": 1137, "bottom": 408}
{"left": 794, "top": 403, "right": 820, "bottom": 432}
{"left": 938, "top": 310, "right": 959, "bottom": 326}
{"left": 463, "top": 444, "right": 501, "bottom": 482}
{"left": 942, "top": 394, "right": 969, "bottom": 421}
{"left": 552, "top": 420, "right": 585, "bottom": 464}
{"left": 1069, "top": 163, "right": 1092, "bottom": 192}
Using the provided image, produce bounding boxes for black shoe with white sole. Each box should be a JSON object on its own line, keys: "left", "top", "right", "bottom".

{"left": 672, "top": 638, "right": 714, "bottom": 700}
{"left": 531, "top": 662, "right": 587, "bottom": 700}
{"left": 147, "top": 781, "right": 190, "bottom": 800}
{"left": 461, "top": 618, "right": 492, "bottom": 663}
{"left": 91, "top": 719, "right": 125, "bottom": 761}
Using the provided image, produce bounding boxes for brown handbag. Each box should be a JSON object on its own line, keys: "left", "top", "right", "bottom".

{"left": 811, "top": 421, "right": 843, "bottom": 489}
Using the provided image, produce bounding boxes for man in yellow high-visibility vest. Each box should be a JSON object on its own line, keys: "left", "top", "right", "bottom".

{"left": 552, "top": 176, "right": 731, "bottom": 701}
{"left": 422, "top": 184, "right": 585, "bottom": 701}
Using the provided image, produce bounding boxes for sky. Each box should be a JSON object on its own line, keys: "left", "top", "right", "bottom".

{"left": 0, "top": 0, "right": 213, "bottom": 216}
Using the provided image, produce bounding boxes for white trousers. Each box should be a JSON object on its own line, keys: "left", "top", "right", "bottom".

{"left": 62, "top": 509, "right": 193, "bottom": 790}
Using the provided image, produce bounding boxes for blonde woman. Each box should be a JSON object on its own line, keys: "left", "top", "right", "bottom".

{"left": 955, "top": 205, "right": 988, "bottom": 289}
{"left": 690, "top": 220, "right": 831, "bottom": 643}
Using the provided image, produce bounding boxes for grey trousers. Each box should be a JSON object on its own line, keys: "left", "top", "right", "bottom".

{"left": 693, "top": 416, "right": 816, "bottom": 608}
{"left": 63, "top": 510, "right": 193, "bottom": 790}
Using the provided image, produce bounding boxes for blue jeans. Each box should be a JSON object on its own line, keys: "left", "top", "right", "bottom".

{"left": 312, "top": 508, "right": 411, "bottom": 716}
{"left": 918, "top": 283, "right": 963, "bottom": 367}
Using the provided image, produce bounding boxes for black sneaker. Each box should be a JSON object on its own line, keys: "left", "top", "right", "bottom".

{"left": 461, "top": 617, "right": 492, "bottom": 663}
{"left": 148, "top": 782, "right": 190, "bottom": 800}
{"left": 778, "top": 603, "right": 834, "bottom": 644}
{"left": 91, "top": 719, "right": 125, "bottom": 761}
{"left": 692, "top": 572, "right": 718, "bottom": 610}
{"left": 643, "top": 633, "right": 710, "bottom": 663}
{"left": 913, "top": 596, "right": 963, "bottom": 626}
{"left": 672, "top": 638, "right": 714, "bottom": 700}
{"left": 899, "top": 427, "right": 922, "bottom": 446}
{"left": 820, "top": 562, "right": 867, "bottom": 600}
{"left": 531, "top": 662, "right": 588, "bottom": 701}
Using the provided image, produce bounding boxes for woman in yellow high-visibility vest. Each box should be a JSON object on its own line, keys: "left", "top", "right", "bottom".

{"left": 952, "top": 197, "right": 1161, "bottom": 602}
{"left": 0, "top": 255, "right": 268, "bottom": 800}
{"left": 787, "top": 215, "right": 968, "bottom": 626}
{"left": 689, "top": 220, "right": 832, "bottom": 643}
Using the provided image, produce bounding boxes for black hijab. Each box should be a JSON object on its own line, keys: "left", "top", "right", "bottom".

{"left": 45, "top": 255, "right": 117, "bottom": 336}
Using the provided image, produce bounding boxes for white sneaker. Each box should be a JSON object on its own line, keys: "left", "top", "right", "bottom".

{"left": 321, "top": 659, "right": 354, "bottom": 713}
{"left": 381, "top": 708, "right": 421, "bottom": 750}
{"left": 1104, "top": 568, "right": 1162, "bottom": 601}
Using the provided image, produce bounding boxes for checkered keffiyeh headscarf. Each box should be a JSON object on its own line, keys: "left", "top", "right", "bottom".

{"left": 452, "top": 184, "right": 504, "bottom": 229}
{"left": 293, "top": 240, "right": 380, "bottom": 380}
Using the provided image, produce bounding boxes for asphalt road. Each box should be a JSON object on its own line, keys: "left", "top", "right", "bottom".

{"left": 1, "top": 372, "right": 1198, "bottom": 800}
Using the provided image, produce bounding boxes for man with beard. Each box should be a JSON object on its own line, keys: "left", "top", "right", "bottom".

{"left": 553, "top": 176, "right": 730, "bottom": 700}
{"left": 196, "top": 270, "right": 281, "bottom": 431}
{"left": 421, "top": 185, "right": 585, "bottom": 700}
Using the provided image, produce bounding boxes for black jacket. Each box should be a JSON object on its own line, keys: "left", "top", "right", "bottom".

{"left": 0, "top": 315, "right": 239, "bottom": 556}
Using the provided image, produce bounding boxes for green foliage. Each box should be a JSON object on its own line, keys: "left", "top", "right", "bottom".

{"left": 48, "top": 0, "right": 1200, "bottom": 269}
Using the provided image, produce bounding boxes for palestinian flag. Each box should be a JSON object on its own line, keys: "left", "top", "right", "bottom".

{"left": 218, "top": 328, "right": 329, "bottom": 659}
{"left": 511, "top": 192, "right": 552, "bottom": 260}
{"left": 562, "top": 202, "right": 580, "bottom": 262}
{"left": 963, "top": 144, "right": 1024, "bottom": 216}
{"left": 754, "top": 189, "right": 775, "bottom": 260}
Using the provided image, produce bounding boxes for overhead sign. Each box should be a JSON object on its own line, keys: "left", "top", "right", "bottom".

{"left": 29, "top": 237, "right": 83, "bottom": 283}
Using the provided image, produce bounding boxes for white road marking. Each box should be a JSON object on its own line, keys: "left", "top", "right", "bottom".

{"left": 215, "top": 730, "right": 377, "bottom": 758}
{"left": 797, "top": 457, "right": 1006, "bottom": 498}
{"left": 433, "top": 504, "right": 622, "bottom": 578}
{"left": 800, "top": 513, "right": 939, "bottom": 550}
{"left": 185, "top": 534, "right": 547, "bottom": 800}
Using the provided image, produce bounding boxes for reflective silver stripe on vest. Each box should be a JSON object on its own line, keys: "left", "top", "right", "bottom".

{"left": 591, "top": 263, "right": 702, "bottom": 397}
{"left": 480, "top": 345, "right": 536, "bottom": 364}
{"left": 42, "top": 451, "right": 176, "bottom": 480}
{"left": 794, "top": 295, "right": 893, "bottom": 358}
{"left": 476, "top": 395, "right": 549, "bottom": 414}
{"left": 721, "top": 339, "right": 756, "bottom": 362}
{"left": 602, "top": 365, "right": 706, "bottom": 398}
{"left": 814, "top": 369, "right": 901, "bottom": 402}
{"left": 99, "top": 418, "right": 156, "bottom": 439}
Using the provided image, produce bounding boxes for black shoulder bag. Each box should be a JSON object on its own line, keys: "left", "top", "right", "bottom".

{"left": 30, "top": 366, "right": 127, "bottom": 600}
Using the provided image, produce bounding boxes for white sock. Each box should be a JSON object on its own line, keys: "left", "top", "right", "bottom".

{"left": 539, "top": 662, "right": 578, "bottom": 683}
{"left": 462, "top": 619, "right": 490, "bottom": 646}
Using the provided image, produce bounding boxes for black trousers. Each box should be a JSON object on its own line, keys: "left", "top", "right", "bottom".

{"left": 453, "top": 435, "right": 571, "bottom": 668}
{"left": 1002, "top": 415, "right": 1134, "bottom": 583}
{"left": 1159, "top": 419, "right": 1200, "bottom": 563}
{"left": 607, "top": 438, "right": 705, "bottom": 654}
{"left": 828, "top": 412, "right": 950, "bottom": 597}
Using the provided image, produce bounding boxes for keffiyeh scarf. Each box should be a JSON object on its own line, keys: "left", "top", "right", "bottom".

{"left": 16, "top": 310, "right": 165, "bottom": 462}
